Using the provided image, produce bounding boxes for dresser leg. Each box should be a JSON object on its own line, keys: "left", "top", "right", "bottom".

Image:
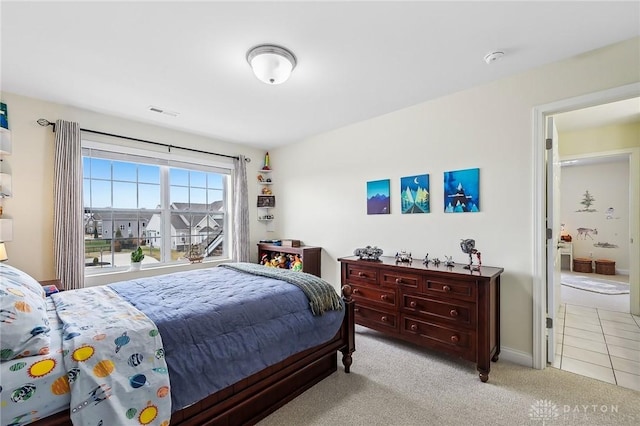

{"left": 479, "top": 371, "right": 489, "bottom": 383}
{"left": 491, "top": 354, "right": 499, "bottom": 362}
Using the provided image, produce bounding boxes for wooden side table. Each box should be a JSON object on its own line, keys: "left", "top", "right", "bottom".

{"left": 39, "top": 279, "right": 63, "bottom": 292}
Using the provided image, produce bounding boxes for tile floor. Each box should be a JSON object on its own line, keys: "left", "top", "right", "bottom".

{"left": 553, "top": 299, "right": 640, "bottom": 392}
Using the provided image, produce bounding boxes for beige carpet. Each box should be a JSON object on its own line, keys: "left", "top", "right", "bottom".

{"left": 258, "top": 326, "right": 639, "bottom": 426}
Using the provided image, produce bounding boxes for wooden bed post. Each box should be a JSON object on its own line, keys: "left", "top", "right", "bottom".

{"left": 340, "top": 284, "right": 355, "bottom": 373}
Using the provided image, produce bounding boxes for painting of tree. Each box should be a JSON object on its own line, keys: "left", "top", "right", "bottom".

{"left": 577, "top": 190, "right": 597, "bottom": 212}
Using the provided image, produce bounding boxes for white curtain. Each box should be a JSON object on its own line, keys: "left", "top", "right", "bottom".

{"left": 54, "top": 120, "right": 84, "bottom": 290}
{"left": 232, "top": 155, "right": 250, "bottom": 262}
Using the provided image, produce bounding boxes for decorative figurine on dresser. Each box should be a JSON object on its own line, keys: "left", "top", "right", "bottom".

{"left": 338, "top": 254, "right": 503, "bottom": 382}
{"left": 460, "top": 238, "right": 481, "bottom": 271}
{"left": 395, "top": 251, "right": 412, "bottom": 263}
{"left": 353, "top": 245, "right": 383, "bottom": 261}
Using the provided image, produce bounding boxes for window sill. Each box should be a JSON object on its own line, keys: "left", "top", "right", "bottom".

{"left": 84, "top": 258, "right": 231, "bottom": 287}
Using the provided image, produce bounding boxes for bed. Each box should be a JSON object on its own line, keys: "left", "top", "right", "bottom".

{"left": 0, "top": 262, "right": 355, "bottom": 426}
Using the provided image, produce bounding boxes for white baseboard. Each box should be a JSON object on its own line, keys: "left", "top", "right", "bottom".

{"left": 616, "top": 269, "right": 629, "bottom": 276}
{"left": 500, "top": 346, "right": 534, "bottom": 368}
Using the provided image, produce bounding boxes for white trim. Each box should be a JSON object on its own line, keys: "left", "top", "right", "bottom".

{"left": 532, "top": 83, "right": 640, "bottom": 370}
{"left": 500, "top": 346, "right": 534, "bottom": 368}
{"left": 82, "top": 139, "right": 235, "bottom": 170}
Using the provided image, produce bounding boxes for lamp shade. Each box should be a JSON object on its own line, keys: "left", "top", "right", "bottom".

{"left": 0, "top": 242, "right": 7, "bottom": 261}
{"left": 247, "top": 44, "right": 297, "bottom": 85}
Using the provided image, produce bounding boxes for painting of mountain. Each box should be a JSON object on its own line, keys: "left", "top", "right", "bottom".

{"left": 444, "top": 168, "right": 480, "bottom": 213}
{"left": 367, "top": 179, "right": 390, "bottom": 215}
{"left": 401, "top": 174, "right": 430, "bottom": 214}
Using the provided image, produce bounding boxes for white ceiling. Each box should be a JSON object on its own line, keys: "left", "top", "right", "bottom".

{"left": 2, "top": 1, "right": 639, "bottom": 149}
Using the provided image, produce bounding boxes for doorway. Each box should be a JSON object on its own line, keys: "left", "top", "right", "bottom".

{"left": 552, "top": 145, "right": 638, "bottom": 389}
{"left": 532, "top": 83, "right": 640, "bottom": 376}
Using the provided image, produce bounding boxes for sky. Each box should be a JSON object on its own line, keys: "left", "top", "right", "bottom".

{"left": 83, "top": 157, "right": 224, "bottom": 209}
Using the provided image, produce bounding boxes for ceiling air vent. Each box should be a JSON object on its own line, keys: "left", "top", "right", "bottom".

{"left": 148, "top": 106, "right": 180, "bottom": 117}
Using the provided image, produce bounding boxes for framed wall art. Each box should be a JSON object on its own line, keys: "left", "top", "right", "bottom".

{"left": 444, "top": 168, "right": 480, "bottom": 213}
{"left": 367, "top": 179, "right": 390, "bottom": 214}
{"left": 400, "top": 174, "right": 430, "bottom": 214}
{"left": 257, "top": 195, "right": 275, "bottom": 208}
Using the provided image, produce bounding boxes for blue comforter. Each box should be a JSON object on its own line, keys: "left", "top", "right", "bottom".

{"left": 109, "top": 266, "right": 344, "bottom": 411}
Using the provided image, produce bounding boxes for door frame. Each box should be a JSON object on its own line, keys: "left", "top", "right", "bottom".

{"left": 532, "top": 82, "right": 640, "bottom": 370}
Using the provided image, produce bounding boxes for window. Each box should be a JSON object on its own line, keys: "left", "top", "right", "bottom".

{"left": 82, "top": 142, "right": 231, "bottom": 274}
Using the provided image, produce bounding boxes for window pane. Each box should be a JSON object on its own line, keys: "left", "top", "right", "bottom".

{"left": 190, "top": 187, "right": 207, "bottom": 208}
{"left": 138, "top": 164, "right": 160, "bottom": 184}
{"left": 112, "top": 161, "right": 137, "bottom": 182}
{"left": 170, "top": 185, "right": 189, "bottom": 206}
{"left": 91, "top": 180, "right": 112, "bottom": 208}
{"left": 207, "top": 189, "right": 223, "bottom": 206}
{"left": 83, "top": 179, "right": 91, "bottom": 207}
{"left": 82, "top": 158, "right": 91, "bottom": 178}
{"left": 207, "top": 173, "right": 224, "bottom": 189}
{"left": 190, "top": 171, "right": 206, "bottom": 188}
{"left": 113, "top": 182, "right": 137, "bottom": 208}
{"left": 89, "top": 158, "right": 111, "bottom": 180}
{"left": 139, "top": 183, "right": 160, "bottom": 209}
{"left": 170, "top": 168, "right": 189, "bottom": 186}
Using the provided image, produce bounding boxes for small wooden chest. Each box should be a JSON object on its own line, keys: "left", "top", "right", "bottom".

{"left": 573, "top": 258, "right": 593, "bottom": 273}
{"left": 595, "top": 259, "right": 615, "bottom": 275}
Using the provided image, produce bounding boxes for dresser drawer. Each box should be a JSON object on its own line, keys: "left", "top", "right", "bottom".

{"left": 402, "top": 293, "right": 475, "bottom": 327}
{"left": 355, "top": 304, "right": 397, "bottom": 331}
{"left": 380, "top": 270, "right": 420, "bottom": 289}
{"left": 345, "top": 264, "right": 378, "bottom": 286}
{"left": 352, "top": 284, "right": 397, "bottom": 308}
{"left": 401, "top": 315, "right": 474, "bottom": 357}
{"left": 423, "top": 277, "right": 476, "bottom": 301}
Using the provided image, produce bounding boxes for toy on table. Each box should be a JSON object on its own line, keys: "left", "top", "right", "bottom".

{"left": 290, "top": 254, "right": 303, "bottom": 271}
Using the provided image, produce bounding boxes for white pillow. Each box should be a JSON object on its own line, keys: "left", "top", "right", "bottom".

{"left": 0, "top": 264, "right": 51, "bottom": 360}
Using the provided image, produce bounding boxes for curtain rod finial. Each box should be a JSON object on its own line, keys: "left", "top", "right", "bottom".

{"left": 37, "top": 118, "right": 56, "bottom": 132}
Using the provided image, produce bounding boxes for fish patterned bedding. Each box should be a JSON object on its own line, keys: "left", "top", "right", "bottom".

{"left": 1, "top": 263, "right": 344, "bottom": 425}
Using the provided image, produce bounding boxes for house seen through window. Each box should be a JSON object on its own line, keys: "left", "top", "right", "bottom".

{"left": 82, "top": 145, "right": 230, "bottom": 273}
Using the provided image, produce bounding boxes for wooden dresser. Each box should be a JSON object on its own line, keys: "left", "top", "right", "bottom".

{"left": 339, "top": 256, "right": 503, "bottom": 382}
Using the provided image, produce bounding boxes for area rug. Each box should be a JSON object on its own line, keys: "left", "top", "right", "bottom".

{"left": 561, "top": 273, "right": 630, "bottom": 295}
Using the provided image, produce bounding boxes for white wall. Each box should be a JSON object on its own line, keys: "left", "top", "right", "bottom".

{"left": 271, "top": 37, "right": 640, "bottom": 359}
{"left": 561, "top": 160, "right": 630, "bottom": 272}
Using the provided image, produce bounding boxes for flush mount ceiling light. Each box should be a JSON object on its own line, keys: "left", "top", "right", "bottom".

{"left": 247, "top": 44, "right": 297, "bottom": 85}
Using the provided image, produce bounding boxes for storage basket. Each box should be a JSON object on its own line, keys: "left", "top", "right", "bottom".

{"left": 573, "top": 258, "right": 593, "bottom": 273}
{"left": 595, "top": 259, "right": 615, "bottom": 275}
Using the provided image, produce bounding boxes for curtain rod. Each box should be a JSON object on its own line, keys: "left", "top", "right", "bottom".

{"left": 36, "top": 118, "right": 250, "bottom": 162}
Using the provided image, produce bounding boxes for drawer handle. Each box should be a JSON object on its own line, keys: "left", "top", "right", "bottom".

{"left": 380, "top": 294, "right": 388, "bottom": 301}
{"left": 381, "top": 316, "right": 388, "bottom": 322}
{"left": 353, "top": 288, "right": 359, "bottom": 294}
{"left": 409, "top": 301, "right": 417, "bottom": 308}
{"left": 354, "top": 308, "right": 360, "bottom": 313}
{"left": 410, "top": 324, "right": 418, "bottom": 331}
{"left": 449, "top": 309, "right": 458, "bottom": 317}
{"left": 395, "top": 278, "right": 402, "bottom": 284}
{"left": 358, "top": 272, "right": 366, "bottom": 277}
{"left": 443, "top": 285, "right": 451, "bottom": 293}
{"left": 450, "top": 335, "right": 459, "bottom": 344}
